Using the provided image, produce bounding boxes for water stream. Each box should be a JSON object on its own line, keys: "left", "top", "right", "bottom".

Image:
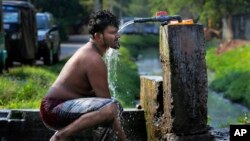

{"left": 118, "top": 20, "right": 135, "bottom": 33}
{"left": 208, "top": 91, "right": 249, "bottom": 128}
{"left": 105, "top": 20, "right": 135, "bottom": 98}
{"left": 105, "top": 49, "right": 120, "bottom": 98}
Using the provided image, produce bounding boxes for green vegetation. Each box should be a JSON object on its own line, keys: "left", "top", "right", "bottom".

{"left": 0, "top": 58, "right": 67, "bottom": 109}
{"left": 238, "top": 113, "right": 250, "bottom": 125}
{"left": 114, "top": 34, "right": 158, "bottom": 107}
{"left": 0, "top": 66, "right": 56, "bottom": 108}
{"left": 32, "top": 0, "right": 90, "bottom": 40}
{"left": 206, "top": 44, "right": 250, "bottom": 108}
{"left": 120, "top": 34, "right": 159, "bottom": 58}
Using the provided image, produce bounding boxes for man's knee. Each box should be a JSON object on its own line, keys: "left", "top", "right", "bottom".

{"left": 102, "top": 103, "right": 118, "bottom": 121}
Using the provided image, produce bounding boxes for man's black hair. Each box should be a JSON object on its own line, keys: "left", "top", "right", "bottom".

{"left": 88, "top": 10, "right": 120, "bottom": 36}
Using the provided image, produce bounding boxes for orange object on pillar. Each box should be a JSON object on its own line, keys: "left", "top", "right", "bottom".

{"left": 169, "top": 19, "right": 194, "bottom": 25}
{"left": 156, "top": 11, "right": 168, "bottom": 16}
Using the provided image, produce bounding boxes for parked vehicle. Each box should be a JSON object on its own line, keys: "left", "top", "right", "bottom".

{"left": 0, "top": 33, "right": 6, "bottom": 73}
{"left": 0, "top": 0, "right": 7, "bottom": 73}
{"left": 36, "top": 12, "right": 61, "bottom": 65}
{"left": 3, "top": 0, "right": 37, "bottom": 66}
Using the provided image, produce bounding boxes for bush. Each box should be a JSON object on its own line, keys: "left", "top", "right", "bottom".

{"left": 120, "top": 34, "right": 159, "bottom": 58}
{"left": 206, "top": 44, "right": 250, "bottom": 108}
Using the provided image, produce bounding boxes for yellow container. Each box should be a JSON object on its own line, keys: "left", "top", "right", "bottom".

{"left": 169, "top": 19, "right": 194, "bottom": 25}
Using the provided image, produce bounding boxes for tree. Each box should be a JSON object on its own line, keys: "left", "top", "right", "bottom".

{"left": 124, "top": 0, "right": 151, "bottom": 17}
{"left": 148, "top": 0, "right": 204, "bottom": 22}
{"left": 201, "top": 0, "right": 250, "bottom": 28}
{"left": 31, "top": 0, "right": 91, "bottom": 38}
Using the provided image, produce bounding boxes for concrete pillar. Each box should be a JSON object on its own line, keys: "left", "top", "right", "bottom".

{"left": 140, "top": 76, "right": 163, "bottom": 141}
{"left": 159, "top": 23, "right": 210, "bottom": 138}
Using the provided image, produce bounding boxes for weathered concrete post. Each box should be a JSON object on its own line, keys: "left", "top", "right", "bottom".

{"left": 159, "top": 23, "right": 212, "bottom": 140}
{"left": 140, "top": 76, "right": 163, "bottom": 140}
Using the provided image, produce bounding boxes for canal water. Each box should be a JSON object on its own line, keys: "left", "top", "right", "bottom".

{"left": 135, "top": 47, "right": 250, "bottom": 129}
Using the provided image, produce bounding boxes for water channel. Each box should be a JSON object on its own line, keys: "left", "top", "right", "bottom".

{"left": 135, "top": 46, "right": 250, "bottom": 129}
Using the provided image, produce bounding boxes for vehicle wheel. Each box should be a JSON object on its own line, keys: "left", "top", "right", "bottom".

{"left": 28, "top": 59, "right": 35, "bottom": 66}
{"left": 0, "top": 62, "right": 3, "bottom": 74}
{"left": 22, "top": 58, "right": 35, "bottom": 66}
{"left": 43, "top": 48, "right": 53, "bottom": 65}
{"left": 6, "top": 57, "right": 13, "bottom": 68}
{"left": 52, "top": 43, "right": 61, "bottom": 64}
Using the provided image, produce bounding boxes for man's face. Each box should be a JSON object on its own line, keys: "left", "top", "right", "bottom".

{"left": 101, "top": 26, "right": 120, "bottom": 49}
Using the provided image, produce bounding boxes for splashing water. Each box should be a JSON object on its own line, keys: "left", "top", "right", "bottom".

{"left": 105, "top": 20, "right": 135, "bottom": 98}
{"left": 118, "top": 20, "right": 134, "bottom": 33}
{"left": 105, "top": 48, "right": 120, "bottom": 98}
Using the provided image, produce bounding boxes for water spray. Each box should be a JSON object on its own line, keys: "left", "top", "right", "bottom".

{"left": 133, "top": 11, "right": 183, "bottom": 26}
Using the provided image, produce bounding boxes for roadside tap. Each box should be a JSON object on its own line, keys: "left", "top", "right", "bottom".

{"left": 133, "top": 11, "right": 182, "bottom": 26}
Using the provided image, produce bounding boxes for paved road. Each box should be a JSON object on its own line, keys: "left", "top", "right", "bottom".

{"left": 32, "top": 34, "right": 89, "bottom": 66}
{"left": 11, "top": 34, "right": 90, "bottom": 67}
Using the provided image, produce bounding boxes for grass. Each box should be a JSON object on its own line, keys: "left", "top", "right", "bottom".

{"left": 0, "top": 57, "right": 68, "bottom": 108}
{"left": 206, "top": 43, "right": 250, "bottom": 108}
{"left": 0, "top": 66, "right": 56, "bottom": 108}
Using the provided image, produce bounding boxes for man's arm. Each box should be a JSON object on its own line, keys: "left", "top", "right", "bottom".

{"left": 86, "top": 55, "right": 111, "bottom": 98}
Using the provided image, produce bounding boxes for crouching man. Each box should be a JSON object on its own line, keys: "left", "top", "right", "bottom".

{"left": 40, "top": 10, "right": 127, "bottom": 141}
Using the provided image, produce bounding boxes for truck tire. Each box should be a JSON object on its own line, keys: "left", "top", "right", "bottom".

{"left": 43, "top": 48, "right": 52, "bottom": 65}
{"left": 0, "top": 61, "right": 3, "bottom": 73}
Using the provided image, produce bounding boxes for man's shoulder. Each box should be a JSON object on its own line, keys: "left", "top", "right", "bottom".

{"left": 74, "top": 51, "right": 103, "bottom": 69}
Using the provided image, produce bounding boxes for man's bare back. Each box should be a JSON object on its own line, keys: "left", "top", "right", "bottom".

{"left": 46, "top": 41, "right": 110, "bottom": 100}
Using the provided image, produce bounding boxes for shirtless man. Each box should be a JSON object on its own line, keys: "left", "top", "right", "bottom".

{"left": 40, "top": 10, "right": 127, "bottom": 141}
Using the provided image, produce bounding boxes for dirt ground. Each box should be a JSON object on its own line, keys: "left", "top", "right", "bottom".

{"left": 216, "top": 39, "right": 250, "bottom": 54}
